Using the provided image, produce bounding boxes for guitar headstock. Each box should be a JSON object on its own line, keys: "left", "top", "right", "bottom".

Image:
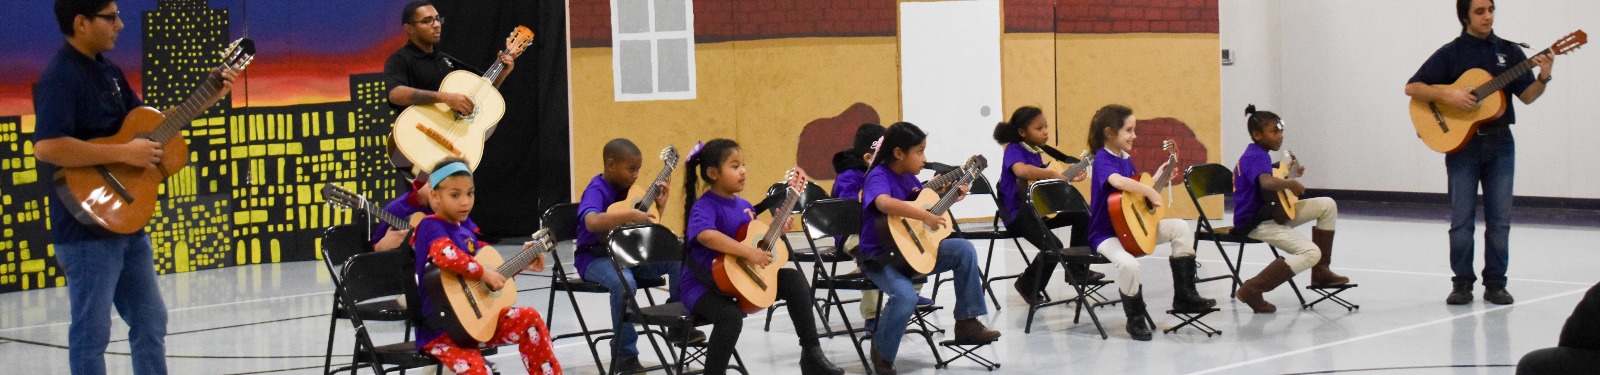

{"left": 505, "top": 26, "right": 536, "bottom": 59}
{"left": 783, "top": 168, "right": 807, "bottom": 195}
{"left": 528, "top": 228, "right": 555, "bottom": 253}
{"left": 660, "top": 145, "right": 679, "bottom": 167}
{"left": 219, "top": 38, "right": 256, "bottom": 74}
{"left": 1553, "top": 29, "right": 1587, "bottom": 56}
{"left": 320, "top": 183, "right": 366, "bottom": 210}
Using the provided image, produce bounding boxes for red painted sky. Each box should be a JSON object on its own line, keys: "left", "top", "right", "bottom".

{"left": 1, "top": 35, "right": 405, "bottom": 116}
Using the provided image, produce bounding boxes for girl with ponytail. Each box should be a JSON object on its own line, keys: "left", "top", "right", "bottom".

{"left": 990, "top": 106, "right": 1103, "bottom": 305}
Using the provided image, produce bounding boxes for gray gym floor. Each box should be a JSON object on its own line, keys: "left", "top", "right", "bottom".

{"left": 2, "top": 202, "right": 1595, "bottom": 374}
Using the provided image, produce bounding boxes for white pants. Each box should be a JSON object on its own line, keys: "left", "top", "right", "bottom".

{"left": 1246, "top": 197, "right": 1337, "bottom": 273}
{"left": 1095, "top": 218, "right": 1195, "bottom": 295}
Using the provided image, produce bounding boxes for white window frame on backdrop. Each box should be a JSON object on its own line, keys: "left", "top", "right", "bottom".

{"left": 611, "top": 0, "right": 697, "bottom": 101}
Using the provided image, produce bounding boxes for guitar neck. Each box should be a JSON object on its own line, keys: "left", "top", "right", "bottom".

{"left": 481, "top": 51, "right": 511, "bottom": 83}
{"left": 148, "top": 69, "right": 229, "bottom": 145}
{"left": 1061, "top": 159, "right": 1093, "bottom": 180}
{"left": 368, "top": 201, "right": 411, "bottom": 230}
{"left": 494, "top": 241, "right": 550, "bottom": 277}
{"left": 1473, "top": 48, "right": 1550, "bottom": 99}
{"left": 635, "top": 164, "right": 677, "bottom": 211}
{"left": 759, "top": 188, "right": 802, "bottom": 252}
{"left": 927, "top": 173, "right": 977, "bottom": 217}
{"left": 1150, "top": 154, "right": 1178, "bottom": 189}
{"left": 923, "top": 168, "right": 966, "bottom": 190}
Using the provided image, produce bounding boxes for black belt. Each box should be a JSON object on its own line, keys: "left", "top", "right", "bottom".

{"left": 1476, "top": 125, "right": 1510, "bottom": 136}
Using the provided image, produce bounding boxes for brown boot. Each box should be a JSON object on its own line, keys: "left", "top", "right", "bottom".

{"left": 1237, "top": 258, "right": 1295, "bottom": 313}
{"left": 954, "top": 318, "right": 1002, "bottom": 342}
{"left": 870, "top": 344, "right": 897, "bottom": 375}
{"left": 1310, "top": 228, "right": 1350, "bottom": 286}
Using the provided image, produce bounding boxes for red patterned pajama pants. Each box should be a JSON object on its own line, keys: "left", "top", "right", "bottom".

{"left": 422, "top": 307, "right": 562, "bottom": 375}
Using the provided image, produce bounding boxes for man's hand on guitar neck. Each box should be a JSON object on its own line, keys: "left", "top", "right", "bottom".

{"left": 493, "top": 51, "right": 516, "bottom": 88}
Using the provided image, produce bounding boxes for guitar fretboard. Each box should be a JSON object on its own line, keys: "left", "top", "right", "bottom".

{"left": 1471, "top": 48, "right": 1551, "bottom": 100}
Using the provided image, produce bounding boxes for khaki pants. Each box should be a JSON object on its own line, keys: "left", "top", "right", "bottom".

{"left": 1246, "top": 197, "right": 1337, "bottom": 273}
{"left": 1095, "top": 218, "right": 1195, "bottom": 295}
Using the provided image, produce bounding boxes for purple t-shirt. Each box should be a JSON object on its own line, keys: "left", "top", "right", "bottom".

{"left": 1087, "top": 148, "right": 1136, "bottom": 250}
{"left": 370, "top": 191, "right": 476, "bottom": 249}
{"left": 1233, "top": 143, "right": 1274, "bottom": 230}
{"left": 830, "top": 169, "right": 866, "bottom": 250}
{"left": 576, "top": 173, "right": 629, "bottom": 275}
{"left": 997, "top": 142, "right": 1045, "bottom": 224}
{"left": 410, "top": 216, "right": 482, "bottom": 349}
{"left": 681, "top": 191, "right": 755, "bottom": 311}
{"left": 859, "top": 165, "right": 924, "bottom": 259}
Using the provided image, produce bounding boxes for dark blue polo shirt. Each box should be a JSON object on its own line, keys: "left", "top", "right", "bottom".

{"left": 1408, "top": 31, "right": 1536, "bottom": 129}
{"left": 33, "top": 44, "right": 145, "bottom": 244}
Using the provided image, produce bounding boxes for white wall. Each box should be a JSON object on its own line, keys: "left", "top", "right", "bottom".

{"left": 1223, "top": 0, "right": 1599, "bottom": 199}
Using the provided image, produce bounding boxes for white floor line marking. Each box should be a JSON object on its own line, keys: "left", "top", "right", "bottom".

{"left": 1188, "top": 258, "right": 1592, "bottom": 286}
{"left": 1185, "top": 286, "right": 1590, "bottom": 375}
{"left": 0, "top": 291, "right": 332, "bottom": 333}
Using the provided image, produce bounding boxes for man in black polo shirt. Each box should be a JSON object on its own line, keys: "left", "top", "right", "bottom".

{"left": 384, "top": 0, "right": 514, "bottom": 115}
{"left": 33, "top": 1, "right": 235, "bottom": 373}
{"left": 1404, "top": 0, "right": 1553, "bottom": 306}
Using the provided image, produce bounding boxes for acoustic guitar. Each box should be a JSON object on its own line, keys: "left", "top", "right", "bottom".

{"left": 424, "top": 228, "right": 555, "bottom": 344}
{"left": 1029, "top": 146, "right": 1093, "bottom": 186}
{"left": 1107, "top": 140, "right": 1176, "bottom": 257}
{"left": 53, "top": 39, "right": 255, "bottom": 235}
{"left": 1409, "top": 30, "right": 1585, "bottom": 154}
{"left": 389, "top": 26, "right": 535, "bottom": 174}
{"left": 606, "top": 146, "right": 679, "bottom": 222}
{"left": 1269, "top": 150, "right": 1303, "bottom": 225}
{"left": 320, "top": 183, "right": 425, "bottom": 231}
{"left": 713, "top": 168, "right": 804, "bottom": 314}
{"left": 878, "top": 155, "right": 987, "bottom": 276}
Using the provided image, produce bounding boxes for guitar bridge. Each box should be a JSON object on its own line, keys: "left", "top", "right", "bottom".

{"left": 1427, "top": 102, "right": 1449, "bottom": 132}
{"left": 415, "top": 123, "right": 465, "bottom": 157}
{"left": 899, "top": 219, "right": 929, "bottom": 254}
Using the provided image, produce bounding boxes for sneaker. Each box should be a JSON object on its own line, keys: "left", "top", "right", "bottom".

{"left": 863, "top": 318, "right": 877, "bottom": 333}
{"left": 916, "top": 295, "right": 935, "bottom": 306}
{"left": 666, "top": 327, "right": 707, "bottom": 344}
{"left": 611, "top": 356, "right": 644, "bottom": 374}
{"left": 1446, "top": 282, "right": 1473, "bottom": 305}
{"left": 1484, "top": 287, "right": 1515, "bottom": 305}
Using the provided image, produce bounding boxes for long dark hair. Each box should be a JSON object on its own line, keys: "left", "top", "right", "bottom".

{"left": 682, "top": 139, "right": 740, "bottom": 229}
{"left": 1244, "top": 104, "right": 1282, "bottom": 135}
{"left": 993, "top": 106, "right": 1044, "bottom": 144}
{"left": 1087, "top": 104, "right": 1133, "bottom": 151}
{"left": 870, "top": 122, "right": 927, "bottom": 169}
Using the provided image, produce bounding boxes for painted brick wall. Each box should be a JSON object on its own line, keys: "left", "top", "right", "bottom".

{"left": 1005, "top": 0, "right": 1057, "bottom": 33}
{"left": 571, "top": 0, "right": 897, "bottom": 48}
{"left": 1055, "top": 0, "right": 1218, "bottom": 34}
{"left": 1131, "top": 117, "right": 1207, "bottom": 182}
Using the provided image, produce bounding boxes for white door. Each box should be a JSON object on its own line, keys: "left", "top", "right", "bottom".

{"left": 900, "top": 0, "right": 1003, "bottom": 220}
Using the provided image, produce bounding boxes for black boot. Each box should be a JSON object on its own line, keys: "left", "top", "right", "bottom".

{"left": 1484, "top": 284, "right": 1514, "bottom": 305}
{"left": 1169, "top": 256, "right": 1217, "bottom": 312}
{"left": 1121, "top": 291, "right": 1153, "bottom": 341}
{"left": 799, "top": 346, "right": 844, "bottom": 375}
{"left": 1066, "top": 263, "right": 1106, "bottom": 284}
{"left": 1446, "top": 281, "right": 1473, "bottom": 305}
{"left": 870, "top": 344, "right": 897, "bottom": 375}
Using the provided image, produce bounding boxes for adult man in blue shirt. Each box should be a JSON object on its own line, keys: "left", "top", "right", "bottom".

{"left": 33, "top": 1, "right": 234, "bottom": 373}
{"left": 1404, "top": 0, "right": 1553, "bottom": 306}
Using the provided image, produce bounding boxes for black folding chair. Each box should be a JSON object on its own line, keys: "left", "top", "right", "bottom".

{"left": 932, "top": 168, "right": 1024, "bottom": 309}
{"left": 320, "top": 223, "right": 412, "bottom": 374}
{"left": 762, "top": 181, "right": 832, "bottom": 332}
{"left": 1019, "top": 179, "right": 1120, "bottom": 337}
{"left": 540, "top": 203, "right": 667, "bottom": 374}
{"left": 608, "top": 223, "right": 745, "bottom": 374}
{"left": 331, "top": 247, "right": 497, "bottom": 374}
{"left": 1184, "top": 164, "right": 1304, "bottom": 304}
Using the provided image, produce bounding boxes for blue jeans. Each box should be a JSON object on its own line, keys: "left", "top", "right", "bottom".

{"left": 1446, "top": 129, "right": 1515, "bottom": 287}
{"left": 862, "top": 238, "right": 987, "bottom": 361}
{"left": 581, "top": 257, "right": 681, "bottom": 358}
{"left": 55, "top": 235, "right": 168, "bottom": 375}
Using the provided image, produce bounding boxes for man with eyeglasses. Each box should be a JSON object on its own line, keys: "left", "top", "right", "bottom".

{"left": 33, "top": 1, "right": 236, "bottom": 374}
{"left": 384, "top": 1, "right": 514, "bottom": 119}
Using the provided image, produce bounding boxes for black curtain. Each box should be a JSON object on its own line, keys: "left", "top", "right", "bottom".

{"left": 432, "top": 0, "right": 570, "bottom": 240}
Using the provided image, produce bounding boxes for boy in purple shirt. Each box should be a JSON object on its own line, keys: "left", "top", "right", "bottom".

{"left": 1082, "top": 105, "right": 1210, "bottom": 341}
{"left": 859, "top": 123, "right": 999, "bottom": 374}
{"left": 1231, "top": 106, "right": 1350, "bottom": 313}
{"left": 990, "top": 106, "right": 1102, "bottom": 305}
{"left": 678, "top": 139, "right": 842, "bottom": 375}
{"left": 409, "top": 158, "right": 560, "bottom": 375}
{"left": 572, "top": 138, "right": 696, "bottom": 371}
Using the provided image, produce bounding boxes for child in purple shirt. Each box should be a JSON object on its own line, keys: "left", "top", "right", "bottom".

{"left": 678, "top": 139, "right": 842, "bottom": 375}
{"left": 370, "top": 170, "right": 481, "bottom": 252}
{"left": 858, "top": 123, "right": 999, "bottom": 374}
{"left": 990, "top": 106, "right": 1102, "bottom": 305}
{"left": 1231, "top": 106, "right": 1350, "bottom": 313}
{"left": 409, "top": 158, "right": 560, "bottom": 375}
{"left": 572, "top": 138, "right": 691, "bottom": 370}
{"left": 1082, "top": 104, "right": 1210, "bottom": 341}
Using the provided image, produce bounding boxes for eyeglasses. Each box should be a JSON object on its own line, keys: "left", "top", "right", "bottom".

{"left": 409, "top": 16, "right": 444, "bottom": 26}
{"left": 90, "top": 11, "right": 120, "bottom": 22}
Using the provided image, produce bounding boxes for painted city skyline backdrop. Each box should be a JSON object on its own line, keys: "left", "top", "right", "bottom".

{"left": 0, "top": 0, "right": 413, "bottom": 115}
